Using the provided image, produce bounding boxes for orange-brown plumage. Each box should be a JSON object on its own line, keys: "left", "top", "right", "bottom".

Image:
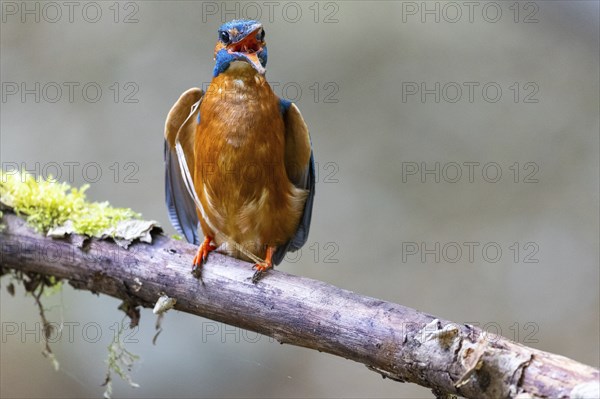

{"left": 195, "top": 64, "right": 307, "bottom": 261}
{"left": 164, "top": 20, "right": 314, "bottom": 281}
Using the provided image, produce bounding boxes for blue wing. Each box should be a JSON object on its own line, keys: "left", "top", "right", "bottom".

{"left": 273, "top": 100, "right": 315, "bottom": 265}
{"left": 164, "top": 88, "right": 203, "bottom": 245}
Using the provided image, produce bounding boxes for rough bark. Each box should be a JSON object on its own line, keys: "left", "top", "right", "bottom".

{"left": 1, "top": 212, "right": 598, "bottom": 398}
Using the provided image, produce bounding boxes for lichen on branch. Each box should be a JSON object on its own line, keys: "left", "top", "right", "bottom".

{"left": 0, "top": 171, "right": 160, "bottom": 248}
{"left": 0, "top": 171, "right": 140, "bottom": 235}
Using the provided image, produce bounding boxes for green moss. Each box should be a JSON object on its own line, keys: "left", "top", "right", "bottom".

{"left": 0, "top": 171, "right": 140, "bottom": 236}
{"left": 42, "top": 275, "right": 63, "bottom": 297}
{"left": 103, "top": 318, "right": 140, "bottom": 399}
{"left": 1, "top": 171, "right": 143, "bottom": 395}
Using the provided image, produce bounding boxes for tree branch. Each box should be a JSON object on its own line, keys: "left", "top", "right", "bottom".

{"left": 1, "top": 212, "right": 598, "bottom": 398}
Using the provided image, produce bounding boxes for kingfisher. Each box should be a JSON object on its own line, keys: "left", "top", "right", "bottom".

{"left": 164, "top": 20, "right": 315, "bottom": 282}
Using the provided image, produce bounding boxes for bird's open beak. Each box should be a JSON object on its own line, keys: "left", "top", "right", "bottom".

{"left": 226, "top": 27, "right": 265, "bottom": 74}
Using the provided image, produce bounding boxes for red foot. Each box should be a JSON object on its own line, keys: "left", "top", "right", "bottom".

{"left": 252, "top": 246, "right": 275, "bottom": 283}
{"left": 192, "top": 236, "right": 216, "bottom": 274}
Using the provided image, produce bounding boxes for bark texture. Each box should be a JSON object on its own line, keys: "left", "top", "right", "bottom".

{"left": 1, "top": 212, "right": 598, "bottom": 398}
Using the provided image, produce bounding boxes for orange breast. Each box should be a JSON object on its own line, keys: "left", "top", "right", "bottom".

{"left": 193, "top": 66, "right": 306, "bottom": 258}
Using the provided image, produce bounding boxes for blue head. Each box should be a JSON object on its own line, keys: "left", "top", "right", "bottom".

{"left": 213, "top": 20, "right": 268, "bottom": 77}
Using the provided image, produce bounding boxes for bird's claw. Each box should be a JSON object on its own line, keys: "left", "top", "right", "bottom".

{"left": 191, "top": 237, "right": 216, "bottom": 278}
{"left": 251, "top": 269, "right": 266, "bottom": 284}
{"left": 191, "top": 262, "right": 203, "bottom": 279}
{"left": 251, "top": 262, "right": 272, "bottom": 284}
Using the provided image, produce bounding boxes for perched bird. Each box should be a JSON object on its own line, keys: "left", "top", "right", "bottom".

{"left": 164, "top": 19, "right": 315, "bottom": 282}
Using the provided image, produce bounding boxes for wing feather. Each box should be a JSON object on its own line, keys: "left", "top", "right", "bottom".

{"left": 164, "top": 88, "right": 203, "bottom": 245}
{"left": 273, "top": 103, "right": 315, "bottom": 265}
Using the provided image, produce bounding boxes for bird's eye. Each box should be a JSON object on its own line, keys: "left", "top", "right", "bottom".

{"left": 220, "top": 31, "right": 230, "bottom": 44}
{"left": 257, "top": 28, "right": 265, "bottom": 42}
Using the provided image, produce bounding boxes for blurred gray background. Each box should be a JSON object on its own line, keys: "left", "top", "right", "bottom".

{"left": 1, "top": 1, "right": 598, "bottom": 398}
